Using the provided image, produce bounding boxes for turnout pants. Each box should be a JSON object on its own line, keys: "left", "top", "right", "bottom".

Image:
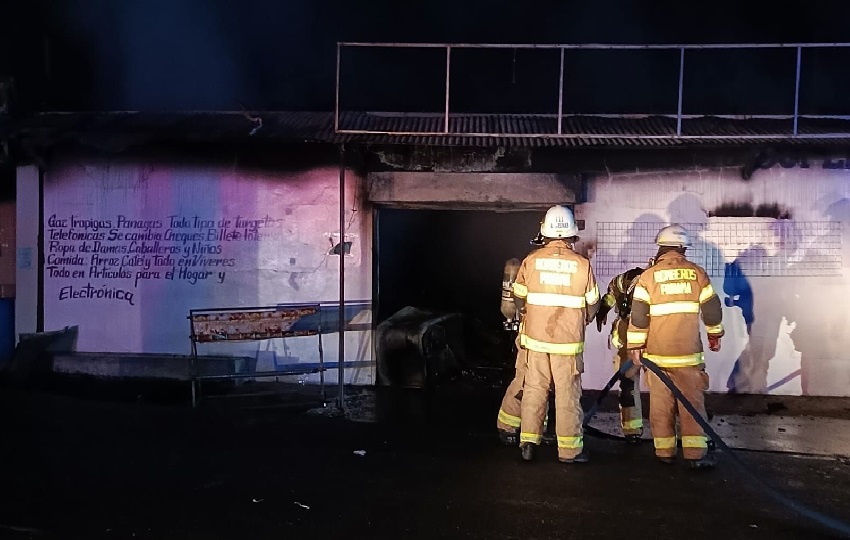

{"left": 520, "top": 350, "right": 583, "bottom": 460}
{"left": 646, "top": 365, "right": 710, "bottom": 460}
{"left": 615, "top": 347, "right": 643, "bottom": 436}
{"left": 496, "top": 337, "right": 526, "bottom": 433}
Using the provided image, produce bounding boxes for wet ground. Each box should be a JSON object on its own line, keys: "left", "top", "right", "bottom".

{"left": 2, "top": 376, "right": 850, "bottom": 540}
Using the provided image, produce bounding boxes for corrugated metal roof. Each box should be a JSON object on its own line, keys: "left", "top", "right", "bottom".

{"left": 334, "top": 113, "right": 850, "bottom": 146}
{"left": 11, "top": 111, "right": 850, "bottom": 149}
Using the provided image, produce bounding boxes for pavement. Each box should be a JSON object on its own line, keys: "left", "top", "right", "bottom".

{"left": 1, "top": 376, "right": 850, "bottom": 540}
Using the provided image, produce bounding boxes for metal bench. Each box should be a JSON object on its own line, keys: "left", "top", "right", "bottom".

{"left": 188, "top": 303, "right": 326, "bottom": 407}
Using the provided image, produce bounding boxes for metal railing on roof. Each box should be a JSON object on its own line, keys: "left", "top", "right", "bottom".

{"left": 334, "top": 42, "right": 850, "bottom": 141}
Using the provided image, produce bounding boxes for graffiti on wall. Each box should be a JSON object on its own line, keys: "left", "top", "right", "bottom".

{"left": 39, "top": 163, "right": 372, "bottom": 358}
{"left": 46, "top": 213, "right": 288, "bottom": 306}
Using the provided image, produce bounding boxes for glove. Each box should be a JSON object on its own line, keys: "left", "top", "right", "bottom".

{"left": 595, "top": 312, "right": 607, "bottom": 332}
{"left": 708, "top": 335, "right": 722, "bottom": 352}
{"left": 628, "top": 348, "right": 643, "bottom": 366}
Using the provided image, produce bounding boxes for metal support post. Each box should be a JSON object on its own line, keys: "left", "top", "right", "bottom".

{"left": 557, "top": 48, "right": 565, "bottom": 134}
{"left": 318, "top": 318, "right": 325, "bottom": 404}
{"left": 189, "top": 315, "right": 198, "bottom": 408}
{"left": 676, "top": 47, "right": 685, "bottom": 136}
{"left": 335, "top": 43, "right": 341, "bottom": 132}
{"left": 444, "top": 46, "right": 451, "bottom": 134}
{"left": 337, "top": 145, "right": 346, "bottom": 410}
{"left": 793, "top": 47, "right": 802, "bottom": 136}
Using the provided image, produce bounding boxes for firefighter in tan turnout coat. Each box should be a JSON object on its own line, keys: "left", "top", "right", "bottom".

{"left": 627, "top": 225, "right": 723, "bottom": 469}
{"left": 496, "top": 258, "right": 526, "bottom": 443}
{"left": 513, "top": 205, "right": 600, "bottom": 463}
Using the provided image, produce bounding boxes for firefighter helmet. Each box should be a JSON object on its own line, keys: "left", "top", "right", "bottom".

{"left": 655, "top": 224, "right": 692, "bottom": 247}
{"left": 540, "top": 205, "right": 579, "bottom": 239}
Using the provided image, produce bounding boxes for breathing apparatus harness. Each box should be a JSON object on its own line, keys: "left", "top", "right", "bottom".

{"left": 501, "top": 231, "right": 548, "bottom": 333}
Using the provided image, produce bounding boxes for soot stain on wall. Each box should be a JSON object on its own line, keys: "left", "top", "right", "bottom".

{"left": 708, "top": 202, "right": 792, "bottom": 219}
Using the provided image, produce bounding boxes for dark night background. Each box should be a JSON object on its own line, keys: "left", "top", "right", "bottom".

{"left": 2, "top": 0, "right": 850, "bottom": 328}
{"left": 2, "top": 0, "right": 850, "bottom": 115}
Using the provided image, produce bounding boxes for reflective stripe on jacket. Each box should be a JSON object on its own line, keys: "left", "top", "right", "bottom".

{"left": 512, "top": 239, "right": 600, "bottom": 354}
{"left": 626, "top": 251, "right": 724, "bottom": 367}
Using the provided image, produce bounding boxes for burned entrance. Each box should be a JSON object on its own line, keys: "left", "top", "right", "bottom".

{"left": 367, "top": 170, "right": 579, "bottom": 387}
{"left": 376, "top": 208, "right": 544, "bottom": 385}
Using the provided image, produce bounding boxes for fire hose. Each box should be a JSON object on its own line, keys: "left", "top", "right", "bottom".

{"left": 583, "top": 357, "right": 850, "bottom": 538}
{"left": 581, "top": 359, "right": 637, "bottom": 441}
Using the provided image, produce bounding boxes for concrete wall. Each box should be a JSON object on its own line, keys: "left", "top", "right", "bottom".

{"left": 576, "top": 158, "right": 850, "bottom": 397}
{"left": 26, "top": 157, "right": 373, "bottom": 384}
{"left": 368, "top": 157, "right": 850, "bottom": 397}
{"left": 21, "top": 147, "right": 850, "bottom": 396}
{"left": 0, "top": 200, "right": 16, "bottom": 296}
{"left": 16, "top": 165, "right": 38, "bottom": 337}
{"left": 368, "top": 172, "right": 578, "bottom": 209}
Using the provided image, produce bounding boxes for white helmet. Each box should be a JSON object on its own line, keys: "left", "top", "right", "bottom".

{"left": 540, "top": 205, "right": 579, "bottom": 239}
{"left": 655, "top": 224, "right": 692, "bottom": 247}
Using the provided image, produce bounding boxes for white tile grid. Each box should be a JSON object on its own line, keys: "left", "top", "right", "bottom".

{"left": 596, "top": 221, "right": 842, "bottom": 278}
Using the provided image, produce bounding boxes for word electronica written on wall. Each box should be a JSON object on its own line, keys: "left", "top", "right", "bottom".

{"left": 45, "top": 213, "right": 283, "bottom": 306}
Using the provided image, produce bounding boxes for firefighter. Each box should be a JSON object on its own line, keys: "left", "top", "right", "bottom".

{"left": 514, "top": 205, "right": 600, "bottom": 463}
{"left": 596, "top": 264, "right": 649, "bottom": 443}
{"left": 497, "top": 253, "right": 555, "bottom": 446}
{"left": 496, "top": 258, "right": 526, "bottom": 444}
{"left": 496, "top": 334, "right": 556, "bottom": 446}
{"left": 626, "top": 225, "right": 723, "bottom": 469}
{"left": 496, "top": 334, "right": 527, "bottom": 445}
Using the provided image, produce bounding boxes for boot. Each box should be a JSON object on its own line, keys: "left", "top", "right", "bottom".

{"left": 624, "top": 434, "right": 642, "bottom": 445}
{"left": 520, "top": 442, "right": 535, "bottom": 462}
{"left": 686, "top": 453, "right": 716, "bottom": 470}
{"left": 657, "top": 455, "right": 675, "bottom": 464}
{"left": 559, "top": 450, "right": 589, "bottom": 464}
{"left": 498, "top": 430, "right": 518, "bottom": 447}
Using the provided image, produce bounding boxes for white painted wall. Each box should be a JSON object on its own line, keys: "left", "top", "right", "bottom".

{"left": 576, "top": 160, "right": 850, "bottom": 397}
{"left": 30, "top": 154, "right": 850, "bottom": 395}
{"left": 39, "top": 159, "right": 373, "bottom": 384}
{"left": 368, "top": 163, "right": 850, "bottom": 396}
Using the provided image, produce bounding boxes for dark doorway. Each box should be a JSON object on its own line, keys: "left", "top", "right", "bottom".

{"left": 376, "top": 208, "right": 543, "bottom": 329}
